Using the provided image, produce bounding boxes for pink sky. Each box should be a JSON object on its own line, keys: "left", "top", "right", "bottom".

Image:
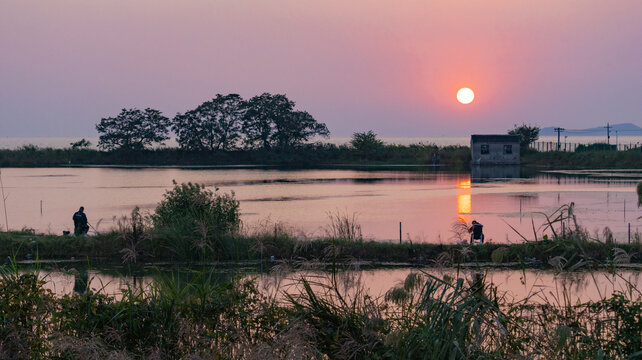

{"left": 1, "top": 0, "right": 641, "bottom": 137}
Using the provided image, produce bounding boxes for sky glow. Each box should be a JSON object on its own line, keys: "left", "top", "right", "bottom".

{"left": 1, "top": 0, "right": 641, "bottom": 137}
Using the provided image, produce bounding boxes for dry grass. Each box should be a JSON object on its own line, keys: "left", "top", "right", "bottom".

{"left": 324, "top": 211, "right": 362, "bottom": 241}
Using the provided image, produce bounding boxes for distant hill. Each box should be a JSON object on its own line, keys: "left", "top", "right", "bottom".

{"left": 539, "top": 123, "right": 642, "bottom": 136}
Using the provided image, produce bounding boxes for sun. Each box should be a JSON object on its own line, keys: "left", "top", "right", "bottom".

{"left": 457, "top": 88, "right": 475, "bottom": 104}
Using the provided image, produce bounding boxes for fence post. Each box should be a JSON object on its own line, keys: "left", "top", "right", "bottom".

{"left": 399, "top": 222, "right": 402, "bottom": 244}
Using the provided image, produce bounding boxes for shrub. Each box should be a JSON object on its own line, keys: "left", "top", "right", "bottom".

{"left": 151, "top": 181, "right": 240, "bottom": 260}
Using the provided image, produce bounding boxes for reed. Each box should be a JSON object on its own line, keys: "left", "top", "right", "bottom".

{"left": 325, "top": 211, "right": 363, "bottom": 242}
{"left": 1, "top": 257, "right": 640, "bottom": 359}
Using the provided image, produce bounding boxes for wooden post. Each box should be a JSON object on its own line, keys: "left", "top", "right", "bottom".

{"left": 629, "top": 223, "right": 631, "bottom": 244}
{"left": 40, "top": 200, "right": 43, "bottom": 215}
{"left": 399, "top": 222, "right": 402, "bottom": 244}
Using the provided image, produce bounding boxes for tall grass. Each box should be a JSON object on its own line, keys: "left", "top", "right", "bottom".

{"left": 325, "top": 211, "right": 363, "bottom": 241}
{"left": 1, "top": 258, "right": 640, "bottom": 359}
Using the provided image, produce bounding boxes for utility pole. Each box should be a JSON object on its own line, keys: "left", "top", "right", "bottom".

{"left": 554, "top": 127, "right": 565, "bottom": 151}
{"left": 604, "top": 123, "right": 612, "bottom": 145}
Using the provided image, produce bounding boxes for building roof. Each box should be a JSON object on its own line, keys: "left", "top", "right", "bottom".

{"left": 471, "top": 135, "right": 520, "bottom": 143}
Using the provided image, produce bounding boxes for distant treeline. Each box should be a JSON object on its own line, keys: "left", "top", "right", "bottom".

{"left": 521, "top": 147, "right": 642, "bottom": 169}
{"left": 2, "top": 141, "right": 642, "bottom": 169}
{"left": 0, "top": 142, "right": 471, "bottom": 168}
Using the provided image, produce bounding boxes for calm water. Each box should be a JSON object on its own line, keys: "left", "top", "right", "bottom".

{"left": 41, "top": 266, "right": 642, "bottom": 304}
{"left": 0, "top": 167, "right": 640, "bottom": 242}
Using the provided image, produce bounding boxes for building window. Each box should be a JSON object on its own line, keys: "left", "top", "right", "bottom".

{"left": 503, "top": 145, "right": 513, "bottom": 154}
{"left": 480, "top": 144, "right": 489, "bottom": 154}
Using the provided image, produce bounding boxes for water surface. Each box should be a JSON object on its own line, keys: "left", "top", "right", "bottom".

{"left": 0, "top": 167, "right": 639, "bottom": 242}
{"left": 41, "top": 265, "right": 642, "bottom": 305}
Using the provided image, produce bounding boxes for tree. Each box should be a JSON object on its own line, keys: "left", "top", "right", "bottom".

{"left": 69, "top": 138, "right": 91, "bottom": 149}
{"left": 173, "top": 94, "right": 244, "bottom": 151}
{"left": 96, "top": 108, "right": 170, "bottom": 151}
{"left": 351, "top": 131, "right": 384, "bottom": 160}
{"left": 272, "top": 110, "right": 330, "bottom": 149}
{"left": 242, "top": 93, "right": 295, "bottom": 149}
{"left": 508, "top": 124, "right": 540, "bottom": 149}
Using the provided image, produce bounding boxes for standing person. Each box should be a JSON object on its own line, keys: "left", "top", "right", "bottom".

{"left": 73, "top": 206, "right": 89, "bottom": 236}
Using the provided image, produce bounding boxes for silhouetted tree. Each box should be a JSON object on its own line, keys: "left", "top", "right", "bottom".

{"left": 69, "top": 139, "right": 91, "bottom": 149}
{"left": 242, "top": 93, "right": 329, "bottom": 150}
{"left": 273, "top": 110, "right": 329, "bottom": 149}
{"left": 351, "top": 131, "right": 384, "bottom": 160}
{"left": 242, "top": 93, "right": 294, "bottom": 149}
{"left": 173, "top": 94, "right": 244, "bottom": 151}
{"left": 96, "top": 108, "right": 170, "bottom": 151}
{"left": 508, "top": 124, "right": 540, "bottom": 149}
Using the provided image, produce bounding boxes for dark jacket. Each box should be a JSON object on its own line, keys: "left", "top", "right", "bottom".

{"left": 470, "top": 222, "right": 483, "bottom": 239}
{"left": 73, "top": 211, "right": 88, "bottom": 227}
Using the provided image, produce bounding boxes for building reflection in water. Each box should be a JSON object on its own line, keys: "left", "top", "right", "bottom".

{"left": 471, "top": 165, "right": 520, "bottom": 182}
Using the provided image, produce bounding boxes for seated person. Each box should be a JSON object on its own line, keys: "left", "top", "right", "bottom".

{"left": 469, "top": 220, "right": 484, "bottom": 244}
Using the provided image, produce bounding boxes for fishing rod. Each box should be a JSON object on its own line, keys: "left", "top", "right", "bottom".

{"left": 87, "top": 222, "right": 100, "bottom": 235}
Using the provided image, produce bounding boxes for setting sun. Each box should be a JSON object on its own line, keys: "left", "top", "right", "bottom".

{"left": 457, "top": 88, "right": 475, "bottom": 104}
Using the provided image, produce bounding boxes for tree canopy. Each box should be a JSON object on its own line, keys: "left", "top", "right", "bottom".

{"left": 351, "top": 131, "right": 384, "bottom": 160}
{"left": 241, "top": 93, "right": 329, "bottom": 150}
{"left": 273, "top": 110, "right": 329, "bottom": 149}
{"left": 69, "top": 138, "right": 91, "bottom": 149}
{"left": 173, "top": 94, "right": 244, "bottom": 151}
{"left": 508, "top": 124, "right": 540, "bottom": 149}
{"left": 96, "top": 93, "right": 329, "bottom": 152}
{"left": 242, "top": 93, "right": 294, "bottom": 150}
{"left": 96, "top": 108, "right": 170, "bottom": 151}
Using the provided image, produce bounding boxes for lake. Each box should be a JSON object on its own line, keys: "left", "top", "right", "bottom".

{"left": 0, "top": 167, "right": 639, "bottom": 243}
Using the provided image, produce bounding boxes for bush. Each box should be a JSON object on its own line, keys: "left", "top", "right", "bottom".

{"left": 151, "top": 181, "right": 240, "bottom": 260}
{"left": 576, "top": 143, "right": 616, "bottom": 152}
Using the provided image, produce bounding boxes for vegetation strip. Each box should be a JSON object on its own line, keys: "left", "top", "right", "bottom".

{"left": 1, "top": 258, "right": 641, "bottom": 358}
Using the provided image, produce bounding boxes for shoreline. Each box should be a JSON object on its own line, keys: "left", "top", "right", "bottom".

{"left": 3, "top": 230, "right": 641, "bottom": 270}
{"left": 1, "top": 145, "right": 641, "bottom": 169}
